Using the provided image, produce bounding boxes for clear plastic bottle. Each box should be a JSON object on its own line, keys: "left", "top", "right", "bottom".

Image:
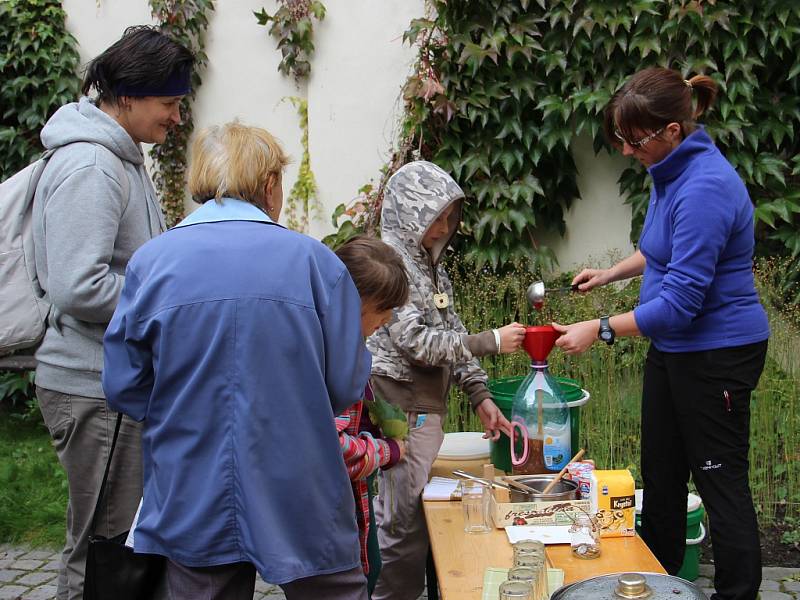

{"left": 511, "top": 358, "right": 571, "bottom": 475}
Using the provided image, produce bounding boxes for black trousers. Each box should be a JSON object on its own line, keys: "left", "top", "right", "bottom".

{"left": 640, "top": 340, "right": 767, "bottom": 600}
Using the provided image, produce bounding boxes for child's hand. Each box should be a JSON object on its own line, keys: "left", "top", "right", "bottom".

{"left": 476, "top": 399, "right": 512, "bottom": 441}
{"left": 497, "top": 322, "right": 526, "bottom": 353}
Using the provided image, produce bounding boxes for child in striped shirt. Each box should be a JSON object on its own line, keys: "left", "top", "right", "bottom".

{"left": 334, "top": 236, "right": 409, "bottom": 592}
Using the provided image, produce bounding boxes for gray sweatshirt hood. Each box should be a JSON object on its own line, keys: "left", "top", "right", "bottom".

{"left": 381, "top": 161, "right": 464, "bottom": 265}
{"left": 41, "top": 96, "right": 144, "bottom": 165}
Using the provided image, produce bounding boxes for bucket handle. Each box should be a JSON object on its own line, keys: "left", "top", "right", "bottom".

{"left": 510, "top": 418, "right": 529, "bottom": 466}
{"left": 686, "top": 522, "right": 706, "bottom": 545}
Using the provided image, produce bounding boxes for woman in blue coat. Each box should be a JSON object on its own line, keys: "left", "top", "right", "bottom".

{"left": 553, "top": 68, "right": 769, "bottom": 600}
{"left": 102, "top": 122, "right": 371, "bottom": 599}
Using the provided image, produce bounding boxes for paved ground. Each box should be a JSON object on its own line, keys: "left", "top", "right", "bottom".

{"left": 1, "top": 544, "right": 798, "bottom": 599}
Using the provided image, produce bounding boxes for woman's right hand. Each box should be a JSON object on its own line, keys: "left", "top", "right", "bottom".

{"left": 572, "top": 268, "right": 613, "bottom": 292}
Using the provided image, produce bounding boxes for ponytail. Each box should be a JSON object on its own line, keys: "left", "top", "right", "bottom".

{"left": 686, "top": 74, "right": 718, "bottom": 119}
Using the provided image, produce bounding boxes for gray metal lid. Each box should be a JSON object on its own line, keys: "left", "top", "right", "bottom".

{"left": 550, "top": 572, "right": 708, "bottom": 600}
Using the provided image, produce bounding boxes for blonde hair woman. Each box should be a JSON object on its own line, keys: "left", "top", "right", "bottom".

{"left": 102, "top": 122, "right": 372, "bottom": 600}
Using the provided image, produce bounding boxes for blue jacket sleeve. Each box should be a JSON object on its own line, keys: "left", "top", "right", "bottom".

{"left": 320, "top": 269, "right": 372, "bottom": 416}
{"left": 634, "top": 176, "right": 735, "bottom": 336}
{"left": 102, "top": 266, "right": 154, "bottom": 422}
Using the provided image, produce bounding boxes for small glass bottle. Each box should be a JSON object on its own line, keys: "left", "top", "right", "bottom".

{"left": 569, "top": 513, "right": 601, "bottom": 559}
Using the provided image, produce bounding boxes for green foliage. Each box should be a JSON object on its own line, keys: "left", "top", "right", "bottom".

{"left": 255, "top": 0, "right": 326, "bottom": 81}
{"left": 399, "top": 0, "right": 800, "bottom": 281}
{"left": 0, "top": 370, "right": 36, "bottom": 411}
{"left": 0, "top": 416, "right": 67, "bottom": 546}
{"left": 283, "top": 97, "right": 321, "bottom": 232}
{"left": 148, "top": 0, "right": 214, "bottom": 227}
{"left": 0, "top": 0, "right": 80, "bottom": 180}
{"left": 443, "top": 256, "right": 800, "bottom": 530}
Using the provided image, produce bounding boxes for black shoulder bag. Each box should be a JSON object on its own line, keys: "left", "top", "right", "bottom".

{"left": 83, "top": 413, "right": 165, "bottom": 600}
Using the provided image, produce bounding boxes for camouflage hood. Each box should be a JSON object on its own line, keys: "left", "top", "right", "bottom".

{"left": 381, "top": 161, "right": 464, "bottom": 265}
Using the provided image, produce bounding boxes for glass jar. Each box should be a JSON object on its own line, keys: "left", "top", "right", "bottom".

{"left": 569, "top": 513, "right": 601, "bottom": 559}
{"left": 512, "top": 540, "right": 545, "bottom": 558}
{"left": 508, "top": 566, "right": 539, "bottom": 600}
{"left": 499, "top": 579, "right": 532, "bottom": 600}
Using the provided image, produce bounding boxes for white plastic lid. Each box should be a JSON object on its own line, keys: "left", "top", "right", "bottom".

{"left": 687, "top": 493, "right": 703, "bottom": 513}
{"left": 437, "top": 432, "right": 490, "bottom": 460}
{"left": 635, "top": 489, "right": 704, "bottom": 514}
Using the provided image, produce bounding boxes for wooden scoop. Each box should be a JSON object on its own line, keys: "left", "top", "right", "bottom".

{"left": 541, "top": 448, "right": 585, "bottom": 495}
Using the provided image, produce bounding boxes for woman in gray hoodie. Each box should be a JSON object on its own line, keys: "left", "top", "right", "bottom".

{"left": 31, "top": 26, "right": 193, "bottom": 600}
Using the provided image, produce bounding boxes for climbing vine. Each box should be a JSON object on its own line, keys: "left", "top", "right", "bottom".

{"left": 0, "top": 0, "right": 81, "bottom": 180}
{"left": 255, "top": 0, "right": 326, "bottom": 81}
{"left": 328, "top": 0, "right": 800, "bottom": 290}
{"left": 148, "top": 0, "right": 214, "bottom": 227}
{"left": 282, "top": 97, "right": 323, "bottom": 232}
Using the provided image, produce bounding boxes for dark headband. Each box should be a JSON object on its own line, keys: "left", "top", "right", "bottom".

{"left": 115, "top": 65, "right": 192, "bottom": 97}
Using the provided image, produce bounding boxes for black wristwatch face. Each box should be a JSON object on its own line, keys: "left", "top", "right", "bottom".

{"left": 599, "top": 316, "right": 615, "bottom": 345}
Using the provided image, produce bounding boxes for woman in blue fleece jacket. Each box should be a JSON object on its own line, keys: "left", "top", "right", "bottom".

{"left": 554, "top": 68, "right": 769, "bottom": 600}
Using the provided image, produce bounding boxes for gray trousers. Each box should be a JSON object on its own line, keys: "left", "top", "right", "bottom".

{"left": 37, "top": 386, "right": 143, "bottom": 600}
{"left": 163, "top": 560, "right": 368, "bottom": 600}
{"left": 372, "top": 412, "right": 444, "bottom": 600}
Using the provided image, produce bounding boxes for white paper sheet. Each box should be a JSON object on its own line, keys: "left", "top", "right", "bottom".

{"left": 505, "top": 524, "right": 572, "bottom": 545}
{"left": 423, "top": 477, "right": 461, "bottom": 501}
{"left": 124, "top": 498, "right": 143, "bottom": 548}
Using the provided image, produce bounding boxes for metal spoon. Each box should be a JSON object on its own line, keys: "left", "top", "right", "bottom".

{"left": 526, "top": 281, "right": 579, "bottom": 307}
{"left": 451, "top": 469, "right": 514, "bottom": 493}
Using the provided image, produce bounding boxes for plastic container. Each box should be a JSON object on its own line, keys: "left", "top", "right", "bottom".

{"left": 488, "top": 376, "right": 589, "bottom": 473}
{"left": 634, "top": 489, "right": 706, "bottom": 581}
{"left": 430, "top": 431, "right": 491, "bottom": 479}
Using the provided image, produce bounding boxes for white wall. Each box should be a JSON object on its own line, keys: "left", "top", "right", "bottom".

{"left": 537, "top": 135, "right": 636, "bottom": 273}
{"left": 308, "top": 0, "right": 424, "bottom": 238}
{"left": 61, "top": 0, "right": 632, "bottom": 268}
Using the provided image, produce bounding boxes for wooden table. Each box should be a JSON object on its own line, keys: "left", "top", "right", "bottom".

{"left": 423, "top": 500, "right": 665, "bottom": 600}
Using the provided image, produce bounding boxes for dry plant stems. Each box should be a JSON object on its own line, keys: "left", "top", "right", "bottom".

{"left": 282, "top": 97, "right": 321, "bottom": 232}
{"left": 442, "top": 255, "right": 799, "bottom": 528}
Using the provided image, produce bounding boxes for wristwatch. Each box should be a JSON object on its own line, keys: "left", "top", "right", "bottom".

{"left": 598, "top": 316, "right": 615, "bottom": 346}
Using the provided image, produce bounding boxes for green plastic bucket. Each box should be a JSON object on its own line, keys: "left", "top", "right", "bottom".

{"left": 487, "top": 376, "right": 589, "bottom": 473}
{"left": 634, "top": 491, "right": 706, "bottom": 581}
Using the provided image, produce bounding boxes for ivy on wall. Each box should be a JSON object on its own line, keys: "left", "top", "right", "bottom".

{"left": 148, "top": 0, "right": 214, "bottom": 227}
{"left": 282, "top": 97, "right": 323, "bottom": 232}
{"left": 401, "top": 0, "right": 800, "bottom": 282}
{"left": 255, "top": 0, "right": 326, "bottom": 81}
{"left": 0, "top": 0, "right": 81, "bottom": 180}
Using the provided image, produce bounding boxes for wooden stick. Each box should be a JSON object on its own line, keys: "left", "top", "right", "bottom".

{"left": 541, "top": 448, "right": 585, "bottom": 495}
{"left": 500, "top": 476, "right": 537, "bottom": 495}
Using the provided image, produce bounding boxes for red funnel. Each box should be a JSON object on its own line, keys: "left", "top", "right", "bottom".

{"left": 523, "top": 325, "right": 561, "bottom": 362}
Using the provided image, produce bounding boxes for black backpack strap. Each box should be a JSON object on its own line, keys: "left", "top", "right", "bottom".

{"left": 89, "top": 412, "right": 124, "bottom": 537}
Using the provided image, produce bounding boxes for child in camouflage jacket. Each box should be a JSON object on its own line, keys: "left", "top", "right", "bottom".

{"left": 366, "top": 161, "right": 526, "bottom": 600}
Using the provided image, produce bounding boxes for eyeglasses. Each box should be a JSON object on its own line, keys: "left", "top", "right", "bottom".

{"left": 614, "top": 126, "right": 665, "bottom": 149}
